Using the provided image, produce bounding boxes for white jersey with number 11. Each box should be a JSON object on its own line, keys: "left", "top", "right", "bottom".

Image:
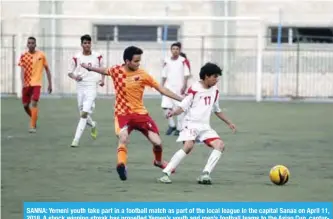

{"left": 178, "top": 81, "right": 221, "bottom": 128}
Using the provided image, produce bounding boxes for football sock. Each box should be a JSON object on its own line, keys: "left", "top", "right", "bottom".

{"left": 168, "top": 118, "right": 176, "bottom": 128}
{"left": 86, "top": 115, "right": 95, "bottom": 128}
{"left": 153, "top": 146, "right": 163, "bottom": 162}
{"left": 73, "top": 118, "right": 87, "bottom": 141}
{"left": 163, "top": 149, "right": 187, "bottom": 176}
{"left": 24, "top": 106, "right": 31, "bottom": 117}
{"left": 117, "top": 144, "right": 128, "bottom": 165}
{"left": 164, "top": 109, "right": 175, "bottom": 127}
{"left": 30, "top": 107, "right": 38, "bottom": 128}
{"left": 203, "top": 149, "right": 222, "bottom": 174}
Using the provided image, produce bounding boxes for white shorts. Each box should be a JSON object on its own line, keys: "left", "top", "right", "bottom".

{"left": 77, "top": 87, "right": 97, "bottom": 114}
{"left": 176, "top": 124, "right": 220, "bottom": 144}
{"left": 161, "top": 87, "right": 182, "bottom": 109}
{"left": 161, "top": 95, "right": 180, "bottom": 109}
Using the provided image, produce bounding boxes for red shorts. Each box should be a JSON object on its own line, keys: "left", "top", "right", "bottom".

{"left": 115, "top": 113, "right": 159, "bottom": 137}
{"left": 22, "top": 86, "right": 41, "bottom": 105}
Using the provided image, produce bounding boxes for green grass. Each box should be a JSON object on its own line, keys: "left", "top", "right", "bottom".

{"left": 1, "top": 98, "right": 333, "bottom": 218}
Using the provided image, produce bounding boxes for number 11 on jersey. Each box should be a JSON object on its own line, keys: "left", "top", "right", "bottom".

{"left": 204, "top": 96, "right": 211, "bottom": 105}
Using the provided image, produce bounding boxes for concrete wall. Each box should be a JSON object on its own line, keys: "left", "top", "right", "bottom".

{"left": 1, "top": 0, "right": 333, "bottom": 97}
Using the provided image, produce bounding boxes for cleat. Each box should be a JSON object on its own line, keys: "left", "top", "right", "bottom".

{"left": 91, "top": 122, "right": 97, "bottom": 140}
{"left": 29, "top": 128, "right": 37, "bottom": 133}
{"left": 174, "top": 130, "right": 180, "bottom": 136}
{"left": 197, "top": 172, "right": 212, "bottom": 185}
{"left": 157, "top": 174, "right": 172, "bottom": 184}
{"left": 117, "top": 163, "right": 127, "bottom": 181}
{"left": 153, "top": 160, "right": 175, "bottom": 174}
{"left": 166, "top": 126, "right": 176, "bottom": 136}
{"left": 70, "top": 140, "right": 79, "bottom": 147}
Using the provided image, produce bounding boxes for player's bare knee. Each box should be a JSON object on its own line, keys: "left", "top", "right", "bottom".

{"left": 118, "top": 132, "right": 129, "bottom": 145}
{"left": 81, "top": 111, "right": 88, "bottom": 118}
{"left": 183, "top": 141, "right": 194, "bottom": 154}
{"left": 147, "top": 131, "right": 162, "bottom": 146}
{"left": 23, "top": 104, "right": 29, "bottom": 108}
{"left": 31, "top": 101, "right": 38, "bottom": 107}
{"left": 212, "top": 140, "right": 225, "bottom": 152}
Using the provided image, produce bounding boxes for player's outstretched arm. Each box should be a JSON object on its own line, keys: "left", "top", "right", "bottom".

{"left": 167, "top": 92, "right": 193, "bottom": 118}
{"left": 155, "top": 85, "right": 183, "bottom": 102}
{"left": 167, "top": 106, "right": 184, "bottom": 118}
{"left": 81, "top": 63, "right": 108, "bottom": 75}
{"left": 44, "top": 65, "right": 53, "bottom": 94}
{"left": 215, "top": 112, "right": 237, "bottom": 133}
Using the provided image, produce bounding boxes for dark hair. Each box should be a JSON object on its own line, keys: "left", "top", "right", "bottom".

{"left": 199, "top": 62, "right": 222, "bottom": 80}
{"left": 171, "top": 42, "right": 181, "bottom": 49}
{"left": 123, "top": 46, "right": 143, "bottom": 62}
{"left": 27, "top": 36, "right": 36, "bottom": 42}
{"left": 180, "top": 52, "right": 187, "bottom": 59}
{"left": 81, "top": 34, "right": 92, "bottom": 43}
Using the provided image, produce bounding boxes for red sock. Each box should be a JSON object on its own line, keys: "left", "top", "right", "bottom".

{"left": 153, "top": 146, "right": 163, "bottom": 162}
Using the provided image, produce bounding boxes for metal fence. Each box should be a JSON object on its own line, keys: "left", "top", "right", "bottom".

{"left": 1, "top": 34, "right": 333, "bottom": 99}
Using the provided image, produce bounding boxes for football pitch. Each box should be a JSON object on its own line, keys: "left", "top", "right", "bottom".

{"left": 1, "top": 98, "right": 333, "bottom": 218}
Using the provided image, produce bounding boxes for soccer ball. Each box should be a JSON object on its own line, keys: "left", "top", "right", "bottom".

{"left": 269, "top": 165, "right": 290, "bottom": 185}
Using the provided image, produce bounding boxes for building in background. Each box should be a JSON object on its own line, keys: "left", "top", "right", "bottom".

{"left": 1, "top": 0, "right": 333, "bottom": 99}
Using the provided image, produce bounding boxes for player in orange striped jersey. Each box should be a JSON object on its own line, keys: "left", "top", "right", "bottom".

{"left": 18, "top": 36, "right": 52, "bottom": 133}
{"left": 81, "top": 46, "right": 182, "bottom": 181}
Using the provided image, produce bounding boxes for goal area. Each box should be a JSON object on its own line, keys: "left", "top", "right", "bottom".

{"left": 15, "top": 14, "right": 264, "bottom": 102}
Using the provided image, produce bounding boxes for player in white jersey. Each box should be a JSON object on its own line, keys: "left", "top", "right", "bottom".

{"left": 161, "top": 42, "right": 191, "bottom": 136}
{"left": 157, "top": 63, "right": 237, "bottom": 184}
{"left": 68, "top": 34, "right": 105, "bottom": 147}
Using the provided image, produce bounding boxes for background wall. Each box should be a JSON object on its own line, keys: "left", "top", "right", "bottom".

{"left": 1, "top": 0, "right": 333, "bottom": 99}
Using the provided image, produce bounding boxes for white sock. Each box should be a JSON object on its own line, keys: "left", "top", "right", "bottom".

{"left": 163, "top": 149, "right": 187, "bottom": 176}
{"left": 176, "top": 113, "right": 184, "bottom": 131}
{"left": 86, "top": 115, "right": 95, "bottom": 128}
{"left": 203, "top": 149, "right": 222, "bottom": 174}
{"left": 74, "top": 118, "right": 87, "bottom": 142}
{"left": 164, "top": 109, "right": 175, "bottom": 127}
